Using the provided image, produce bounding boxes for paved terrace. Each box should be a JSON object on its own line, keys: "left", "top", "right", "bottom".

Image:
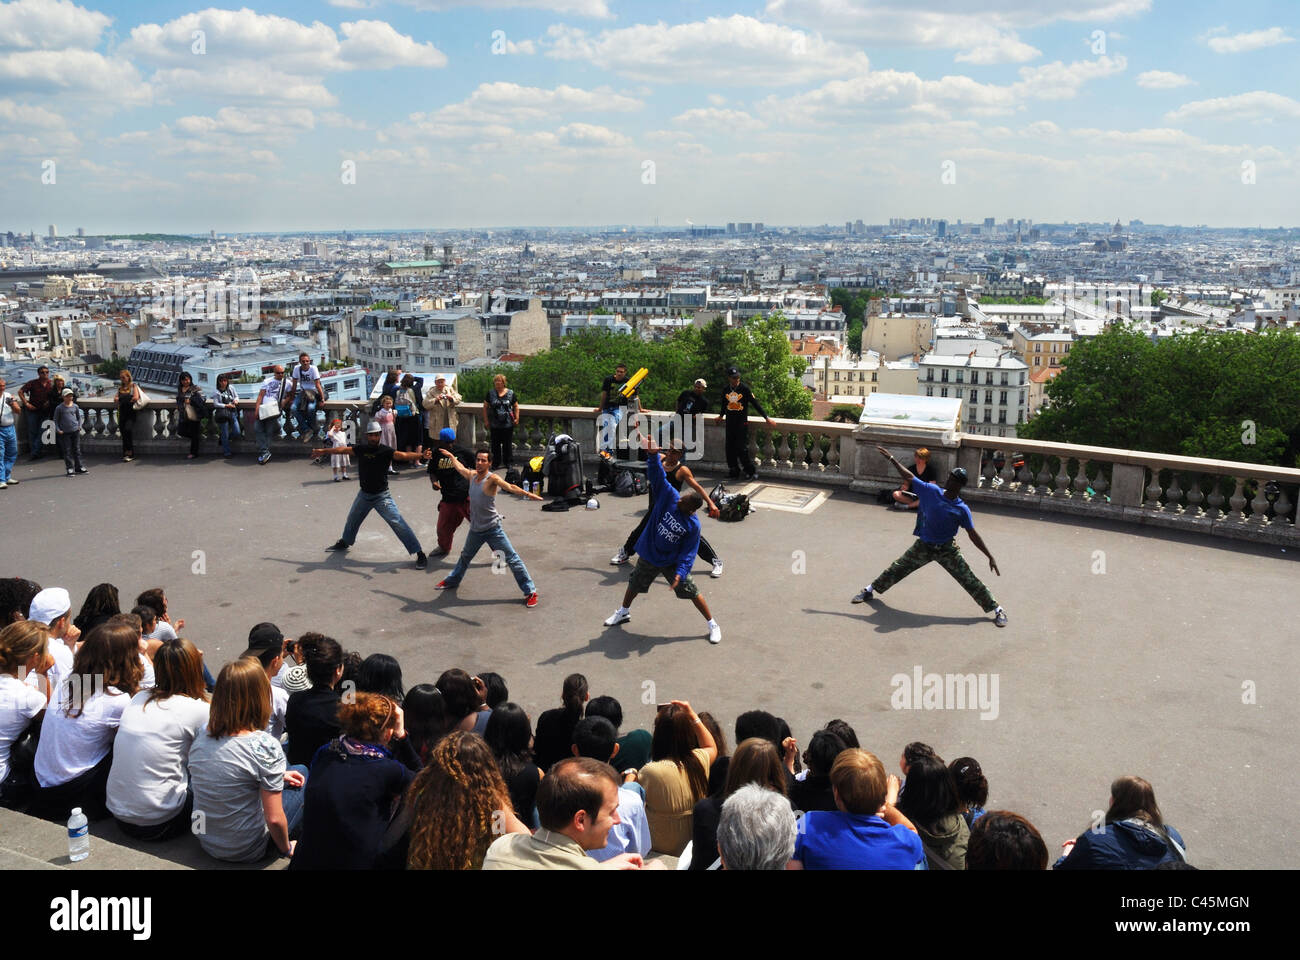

{"left": 4, "top": 441, "right": 1297, "bottom": 870}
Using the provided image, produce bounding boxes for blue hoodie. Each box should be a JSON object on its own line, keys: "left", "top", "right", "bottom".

{"left": 634, "top": 453, "right": 701, "bottom": 582}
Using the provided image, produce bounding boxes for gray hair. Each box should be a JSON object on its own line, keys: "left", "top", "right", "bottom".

{"left": 716, "top": 783, "right": 797, "bottom": 870}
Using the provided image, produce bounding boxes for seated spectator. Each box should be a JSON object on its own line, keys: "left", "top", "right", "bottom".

{"left": 106, "top": 638, "right": 210, "bottom": 839}
{"left": 0, "top": 577, "right": 42, "bottom": 624}
{"left": 72, "top": 583, "right": 120, "bottom": 636}
{"left": 356, "top": 653, "right": 405, "bottom": 705}
{"left": 104, "top": 612, "right": 153, "bottom": 691}
{"left": 135, "top": 588, "right": 183, "bottom": 641}
{"left": 791, "top": 729, "right": 849, "bottom": 814}
{"left": 483, "top": 757, "right": 652, "bottom": 870}
{"left": 404, "top": 731, "right": 529, "bottom": 869}
{"left": 898, "top": 740, "right": 940, "bottom": 801}
{"left": 130, "top": 605, "right": 161, "bottom": 659}
{"left": 585, "top": 694, "right": 651, "bottom": 772}
{"left": 570, "top": 716, "right": 650, "bottom": 862}
{"left": 483, "top": 702, "right": 544, "bottom": 824}
{"left": 402, "top": 684, "right": 445, "bottom": 763}
{"left": 290, "top": 693, "right": 421, "bottom": 871}
{"left": 339, "top": 650, "right": 364, "bottom": 691}
{"left": 791, "top": 749, "right": 924, "bottom": 870}
{"left": 950, "top": 756, "right": 989, "bottom": 827}
{"left": 635, "top": 700, "right": 716, "bottom": 856}
{"left": 436, "top": 668, "right": 486, "bottom": 736}
{"left": 0, "top": 621, "right": 54, "bottom": 808}
{"left": 691, "top": 737, "right": 787, "bottom": 871}
{"left": 273, "top": 635, "right": 302, "bottom": 689}
{"left": 823, "top": 718, "right": 860, "bottom": 749}
{"left": 775, "top": 716, "right": 800, "bottom": 777}
{"left": 241, "top": 624, "right": 289, "bottom": 739}
{"left": 284, "top": 633, "right": 344, "bottom": 767}
{"left": 967, "top": 811, "right": 1049, "bottom": 870}
{"left": 188, "top": 658, "right": 306, "bottom": 862}
{"left": 31, "top": 622, "right": 142, "bottom": 821}
{"left": 709, "top": 708, "right": 782, "bottom": 795}
{"left": 478, "top": 671, "right": 508, "bottom": 710}
{"left": 1054, "top": 776, "right": 1187, "bottom": 870}
{"left": 698, "top": 711, "right": 728, "bottom": 779}
{"left": 532, "top": 673, "right": 587, "bottom": 772}
{"left": 896, "top": 756, "right": 969, "bottom": 869}
{"left": 717, "top": 783, "right": 798, "bottom": 871}
{"left": 28, "top": 587, "right": 78, "bottom": 697}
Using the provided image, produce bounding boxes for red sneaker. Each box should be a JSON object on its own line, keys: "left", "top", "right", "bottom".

{"left": 525, "top": 592, "right": 539, "bottom": 608}
{"left": 436, "top": 580, "right": 453, "bottom": 589}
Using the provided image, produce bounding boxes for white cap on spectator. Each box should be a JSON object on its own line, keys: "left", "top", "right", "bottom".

{"left": 29, "top": 587, "right": 72, "bottom": 625}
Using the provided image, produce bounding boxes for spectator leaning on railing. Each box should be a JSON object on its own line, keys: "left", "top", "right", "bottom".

{"left": 1, "top": 377, "right": 24, "bottom": 487}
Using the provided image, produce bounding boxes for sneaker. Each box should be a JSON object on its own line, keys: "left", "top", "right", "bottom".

{"left": 707, "top": 622, "right": 722, "bottom": 645}
{"left": 993, "top": 608, "right": 1008, "bottom": 628}
{"left": 710, "top": 558, "right": 724, "bottom": 578}
{"left": 610, "top": 549, "right": 629, "bottom": 565}
{"left": 432, "top": 547, "right": 449, "bottom": 557}
{"left": 4, "top": 477, "right": 16, "bottom": 484}
{"left": 0, "top": 482, "right": 7, "bottom": 489}
{"left": 415, "top": 552, "right": 427, "bottom": 570}
{"left": 342, "top": 474, "right": 350, "bottom": 481}
{"left": 851, "top": 585, "right": 874, "bottom": 604}
{"left": 224, "top": 452, "right": 233, "bottom": 459}
{"left": 525, "top": 592, "right": 539, "bottom": 608}
{"left": 75, "top": 467, "right": 89, "bottom": 474}
{"left": 302, "top": 434, "right": 313, "bottom": 444}
{"left": 124, "top": 456, "right": 134, "bottom": 463}
{"left": 258, "top": 452, "right": 271, "bottom": 465}
{"left": 333, "top": 476, "right": 342, "bottom": 482}
{"left": 326, "top": 540, "right": 350, "bottom": 551}
{"left": 435, "top": 579, "right": 455, "bottom": 590}
{"left": 603, "top": 609, "right": 631, "bottom": 627}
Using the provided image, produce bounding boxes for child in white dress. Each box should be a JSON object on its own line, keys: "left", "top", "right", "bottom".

{"left": 327, "top": 419, "right": 350, "bottom": 482}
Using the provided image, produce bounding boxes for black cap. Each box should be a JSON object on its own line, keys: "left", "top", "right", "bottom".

{"left": 241, "top": 622, "right": 284, "bottom": 659}
{"left": 726, "top": 366, "right": 740, "bottom": 376}
{"left": 949, "top": 467, "right": 969, "bottom": 484}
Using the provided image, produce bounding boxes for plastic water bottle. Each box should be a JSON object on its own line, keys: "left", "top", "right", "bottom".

{"left": 68, "top": 808, "right": 89, "bottom": 862}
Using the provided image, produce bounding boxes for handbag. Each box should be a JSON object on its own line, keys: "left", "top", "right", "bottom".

{"left": 259, "top": 400, "right": 282, "bottom": 421}
{"left": 131, "top": 387, "right": 149, "bottom": 411}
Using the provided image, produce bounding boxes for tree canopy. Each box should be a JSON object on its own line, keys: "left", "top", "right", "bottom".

{"left": 1019, "top": 324, "right": 1300, "bottom": 466}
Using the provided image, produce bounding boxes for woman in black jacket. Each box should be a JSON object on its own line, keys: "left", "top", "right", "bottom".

{"left": 175, "top": 372, "right": 206, "bottom": 459}
{"left": 289, "top": 693, "right": 420, "bottom": 870}
{"left": 284, "top": 633, "right": 344, "bottom": 768}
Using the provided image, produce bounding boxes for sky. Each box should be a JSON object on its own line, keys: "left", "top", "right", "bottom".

{"left": 1, "top": 0, "right": 1297, "bottom": 232}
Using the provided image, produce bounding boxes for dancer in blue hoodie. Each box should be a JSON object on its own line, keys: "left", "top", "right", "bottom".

{"left": 603, "top": 437, "right": 722, "bottom": 645}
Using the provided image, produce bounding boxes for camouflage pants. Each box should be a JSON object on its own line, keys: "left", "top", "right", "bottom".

{"left": 871, "top": 539, "right": 998, "bottom": 612}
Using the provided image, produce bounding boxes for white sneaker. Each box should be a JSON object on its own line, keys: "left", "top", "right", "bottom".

{"left": 604, "top": 609, "right": 631, "bottom": 626}
{"left": 0, "top": 482, "right": 7, "bottom": 489}
{"left": 610, "top": 549, "right": 629, "bottom": 565}
{"left": 707, "top": 622, "right": 722, "bottom": 645}
{"left": 710, "top": 558, "right": 724, "bottom": 578}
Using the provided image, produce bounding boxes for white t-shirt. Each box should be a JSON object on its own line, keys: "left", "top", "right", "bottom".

{"left": 144, "top": 621, "right": 178, "bottom": 642}
{"left": 0, "top": 391, "right": 16, "bottom": 428}
{"left": 0, "top": 674, "right": 48, "bottom": 783}
{"left": 106, "top": 692, "right": 210, "bottom": 826}
{"left": 139, "top": 653, "right": 156, "bottom": 691}
{"left": 272, "top": 659, "right": 294, "bottom": 689}
{"left": 260, "top": 376, "right": 288, "bottom": 404}
{"left": 292, "top": 365, "right": 321, "bottom": 394}
{"left": 26, "top": 637, "right": 74, "bottom": 704}
{"left": 268, "top": 684, "right": 289, "bottom": 739}
{"left": 34, "top": 688, "right": 131, "bottom": 788}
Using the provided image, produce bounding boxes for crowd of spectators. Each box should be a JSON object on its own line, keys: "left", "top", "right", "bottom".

{"left": 0, "top": 575, "right": 1192, "bottom": 870}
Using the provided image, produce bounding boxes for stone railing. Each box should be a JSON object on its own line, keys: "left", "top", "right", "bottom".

{"left": 19, "top": 399, "right": 1299, "bottom": 545}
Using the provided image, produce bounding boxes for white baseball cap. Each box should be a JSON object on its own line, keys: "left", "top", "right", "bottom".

{"left": 29, "top": 587, "right": 72, "bottom": 625}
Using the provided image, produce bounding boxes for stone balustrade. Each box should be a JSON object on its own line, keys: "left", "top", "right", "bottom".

{"left": 18, "top": 399, "right": 1298, "bottom": 545}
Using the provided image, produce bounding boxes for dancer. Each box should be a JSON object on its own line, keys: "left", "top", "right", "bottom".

{"left": 434, "top": 446, "right": 543, "bottom": 607}
{"left": 313, "top": 422, "right": 427, "bottom": 569}
{"left": 610, "top": 441, "right": 725, "bottom": 578}
{"left": 326, "top": 418, "right": 350, "bottom": 482}
{"left": 427, "top": 427, "right": 475, "bottom": 557}
{"left": 603, "top": 437, "right": 721, "bottom": 645}
{"left": 853, "top": 445, "right": 1007, "bottom": 627}
{"left": 715, "top": 366, "right": 777, "bottom": 481}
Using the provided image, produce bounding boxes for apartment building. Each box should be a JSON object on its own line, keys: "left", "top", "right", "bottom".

{"left": 919, "top": 352, "right": 1029, "bottom": 438}
{"left": 1010, "top": 323, "right": 1076, "bottom": 370}
{"left": 864, "top": 312, "right": 935, "bottom": 361}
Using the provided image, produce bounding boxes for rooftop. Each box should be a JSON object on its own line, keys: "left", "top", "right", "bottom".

{"left": 2, "top": 448, "right": 1295, "bottom": 869}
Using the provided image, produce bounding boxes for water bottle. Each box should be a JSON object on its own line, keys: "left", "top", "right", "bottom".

{"left": 68, "top": 808, "right": 89, "bottom": 862}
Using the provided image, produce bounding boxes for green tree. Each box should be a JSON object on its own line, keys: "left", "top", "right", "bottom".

{"left": 826, "top": 404, "right": 861, "bottom": 423}
{"left": 846, "top": 319, "right": 863, "bottom": 356}
{"left": 1150, "top": 289, "right": 1168, "bottom": 308}
{"left": 96, "top": 356, "right": 127, "bottom": 378}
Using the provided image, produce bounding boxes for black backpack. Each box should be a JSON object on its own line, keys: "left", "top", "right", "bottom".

{"left": 613, "top": 469, "right": 637, "bottom": 496}
{"left": 505, "top": 467, "right": 523, "bottom": 487}
{"left": 710, "top": 482, "right": 752, "bottom": 522}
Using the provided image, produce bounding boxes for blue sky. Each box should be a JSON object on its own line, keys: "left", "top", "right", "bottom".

{"left": 1, "top": 0, "right": 1297, "bottom": 232}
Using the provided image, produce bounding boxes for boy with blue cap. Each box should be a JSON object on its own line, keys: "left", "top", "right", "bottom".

{"left": 427, "top": 426, "right": 476, "bottom": 556}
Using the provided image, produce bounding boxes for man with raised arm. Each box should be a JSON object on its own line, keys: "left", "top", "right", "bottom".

{"left": 853, "top": 445, "right": 1007, "bottom": 628}
{"left": 603, "top": 436, "right": 722, "bottom": 645}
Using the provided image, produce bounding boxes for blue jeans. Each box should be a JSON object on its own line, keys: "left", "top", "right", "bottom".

{"left": 254, "top": 416, "right": 275, "bottom": 457}
{"left": 282, "top": 764, "right": 309, "bottom": 838}
{"left": 0, "top": 424, "right": 16, "bottom": 481}
{"left": 341, "top": 490, "right": 422, "bottom": 555}
{"left": 218, "top": 416, "right": 241, "bottom": 455}
{"left": 25, "top": 411, "right": 45, "bottom": 456}
{"left": 294, "top": 395, "right": 318, "bottom": 439}
{"left": 444, "top": 524, "right": 534, "bottom": 595}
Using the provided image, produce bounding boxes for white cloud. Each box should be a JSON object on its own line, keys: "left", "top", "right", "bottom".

{"left": 545, "top": 16, "right": 871, "bottom": 85}
{"left": 555, "top": 122, "right": 630, "bottom": 149}
{"left": 1014, "top": 54, "right": 1127, "bottom": 100}
{"left": 327, "top": 0, "right": 374, "bottom": 7}
{"left": 0, "top": 0, "right": 110, "bottom": 51}
{"left": 672, "top": 107, "right": 766, "bottom": 132}
{"left": 1023, "top": 119, "right": 1061, "bottom": 136}
{"left": 1205, "top": 27, "right": 1294, "bottom": 54}
{"left": 0, "top": 48, "right": 151, "bottom": 103}
{"left": 396, "top": 0, "right": 612, "bottom": 16}
{"left": 185, "top": 171, "right": 257, "bottom": 184}
{"left": 338, "top": 20, "right": 448, "bottom": 69}
{"left": 707, "top": 93, "right": 727, "bottom": 106}
{"left": 320, "top": 111, "right": 369, "bottom": 130}
{"left": 1136, "top": 70, "right": 1193, "bottom": 90}
{"left": 410, "top": 82, "right": 642, "bottom": 131}
{"left": 151, "top": 66, "right": 338, "bottom": 107}
{"left": 0, "top": 96, "right": 68, "bottom": 127}
{"left": 175, "top": 107, "right": 316, "bottom": 137}
{"left": 1166, "top": 91, "right": 1300, "bottom": 122}
{"left": 954, "top": 33, "right": 1040, "bottom": 65}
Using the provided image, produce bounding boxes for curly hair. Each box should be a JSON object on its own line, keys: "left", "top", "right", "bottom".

{"left": 406, "top": 731, "right": 512, "bottom": 870}
{"left": 338, "top": 693, "right": 398, "bottom": 743}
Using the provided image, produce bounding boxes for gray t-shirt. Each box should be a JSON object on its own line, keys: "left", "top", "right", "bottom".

{"left": 468, "top": 474, "right": 503, "bottom": 532}
{"left": 188, "top": 729, "right": 285, "bottom": 862}
{"left": 145, "top": 621, "right": 178, "bottom": 642}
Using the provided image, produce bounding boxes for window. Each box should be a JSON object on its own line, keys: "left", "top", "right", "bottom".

{"left": 1034, "top": 357, "right": 1040, "bottom": 366}
{"left": 985, "top": 372, "right": 994, "bottom": 385}
{"left": 925, "top": 386, "right": 933, "bottom": 397}
{"left": 926, "top": 369, "right": 934, "bottom": 381}
{"left": 955, "top": 387, "right": 963, "bottom": 398}
{"left": 941, "top": 369, "right": 949, "bottom": 383}
{"left": 871, "top": 372, "right": 877, "bottom": 383}
{"left": 940, "top": 387, "right": 949, "bottom": 398}
{"left": 985, "top": 390, "right": 993, "bottom": 404}
{"left": 955, "top": 370, "right": 964, "bottom": 383}
{"left": 833, "top": 371, "right": 840, "bottom": 381}
{"left": 198, "top": 373, "right": 208, "bottom": 382}
{"left": 999, "top": 410, "right": 1007, "bottom": 424}
{"left": 1000, "top": 372, "right": 1008, "bottom": 386}
{"left": 1035, "top": 342, "right": 1042, "bottom": 352}
{"left": 342, "top": 379, "right": 358, "bottom": 391}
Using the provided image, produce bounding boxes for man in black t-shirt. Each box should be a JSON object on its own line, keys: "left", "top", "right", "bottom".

{"left": 714, "top": 367, "right": 777, "bottom": 480}
{"left": 596, "top": 363, "right": 639, "bottom": 456}
{"left": 313, "top": 421, "right": 428, "bottom": 568}
{"left": 426, "top": 426, "right": 476, "bottom": 556}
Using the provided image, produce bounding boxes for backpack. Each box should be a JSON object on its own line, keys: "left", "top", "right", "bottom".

{"left": 505, "top": 467, "right": 523, "bottom": 487}
{"left": 613, "top": 469, "right": 637, "bottom": 496}
{"left": 710, "top": 482, "right": 751, "bottom": 522}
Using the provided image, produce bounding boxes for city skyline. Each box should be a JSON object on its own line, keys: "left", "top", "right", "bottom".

{"left": 1, "top": 0, "right": 1298, "bottom": 231}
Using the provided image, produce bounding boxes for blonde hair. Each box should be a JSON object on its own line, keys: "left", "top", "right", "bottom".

{"left": 830, "top": 749, "right": 888, "bottom": 815}
{"left": 0, "top": 620, "right": 48, "bottom": 675}
{"left": 915, "top": 447, "right": 930, "bottom": 460}
{"left": 208, "top": 658, "right": 271, "bottom": 737}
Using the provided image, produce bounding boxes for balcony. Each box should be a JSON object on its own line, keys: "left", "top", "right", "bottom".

{"left": 5, "top": 402, "right": 1295, "bottom": 869}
